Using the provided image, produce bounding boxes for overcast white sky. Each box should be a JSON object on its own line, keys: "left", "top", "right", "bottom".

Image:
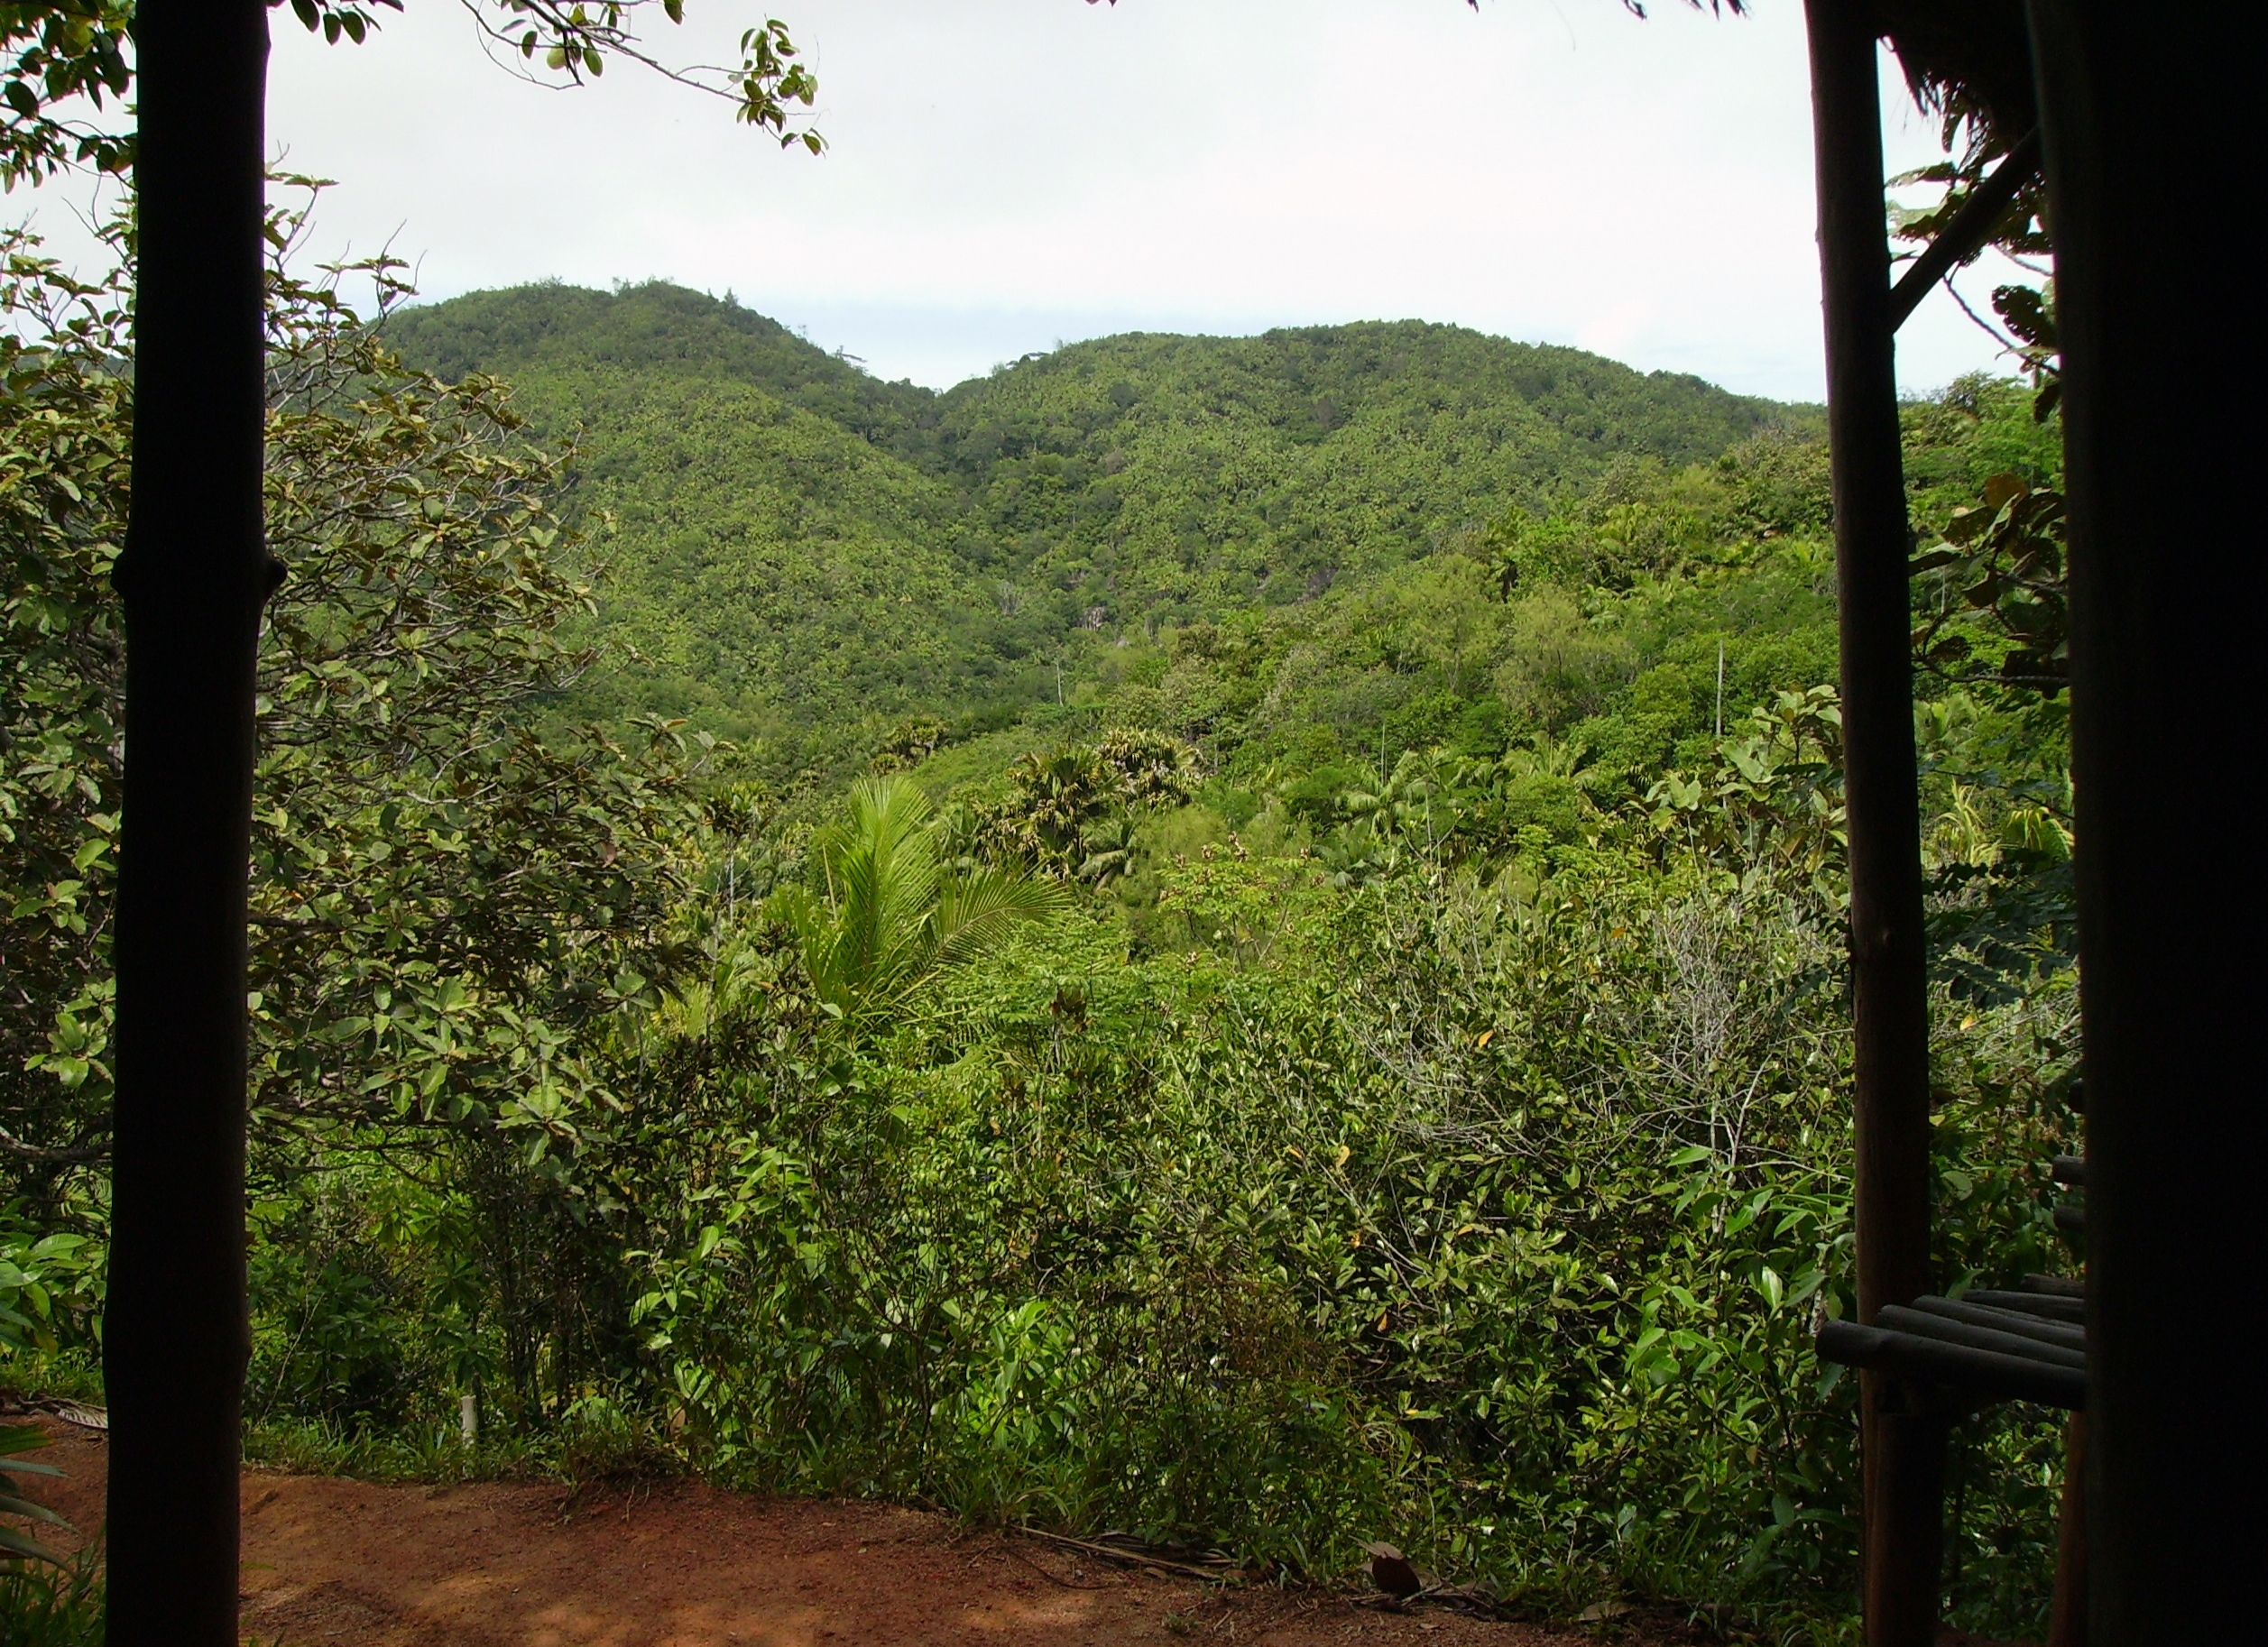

{"left": 18, "top": 0, "right": 2024, "bottom": 402}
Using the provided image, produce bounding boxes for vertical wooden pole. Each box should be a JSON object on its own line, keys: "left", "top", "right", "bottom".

{"left": 2027, "top": 4, "right": 2263, "bottom": 1641}
{"left": 103, "top": 5, "right": 271, "bottom": 1642}
{"left": 1802, "top": 5, "right": 1941, "bottom": 1643}
{"left": 2047, "top": 1414, "right": 2088, "bottom": 1647}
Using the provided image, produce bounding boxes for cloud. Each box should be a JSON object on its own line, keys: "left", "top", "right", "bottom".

{"left": 14, "top": 0, "right": 2024, "bottom": 400}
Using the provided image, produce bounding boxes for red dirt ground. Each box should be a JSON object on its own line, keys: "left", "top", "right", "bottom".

{"left": 21, "top": 1417, "right": 1679, "bottom": 1647}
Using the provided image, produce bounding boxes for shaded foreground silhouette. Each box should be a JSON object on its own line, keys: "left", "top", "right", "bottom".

{"left": 27, "top": 1419, "right": 1673, "bottom": 1647}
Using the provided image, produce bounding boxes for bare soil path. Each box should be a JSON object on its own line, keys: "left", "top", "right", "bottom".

{"left": 23, "top": 1418, "right": 1661, "bottom": 1647}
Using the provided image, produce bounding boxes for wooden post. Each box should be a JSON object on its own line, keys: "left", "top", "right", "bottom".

{"left": 2028, "top": 3, "right": 2263, "bottom": 1640}
{"left": 2047, "top": 1414, "right": 2087, "bottom": 1647}
{"left": 102, "top": 5, "right": 272, "bottom": 1642}
{"left": 1802, "top": 5, "right": 1941, "bottom": 1642}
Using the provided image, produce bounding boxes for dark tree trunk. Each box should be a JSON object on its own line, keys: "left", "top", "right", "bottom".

{"left": 1803, "top": 5, "right": 1942, "bottom": 1642}
{"left": 2028, "top": 4, "right": 2263, "bottom": 1640}
{"left": 103, "top": 5, "right": 271, "bottom": 1642}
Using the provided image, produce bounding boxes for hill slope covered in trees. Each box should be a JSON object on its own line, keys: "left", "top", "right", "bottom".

{"left": 384, "top": 282, "right": 1808, "bottom": 761}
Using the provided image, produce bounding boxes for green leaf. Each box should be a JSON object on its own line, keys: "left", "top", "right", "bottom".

{"left": 0, "top": 1524, "right": 63, "bottom": 1562}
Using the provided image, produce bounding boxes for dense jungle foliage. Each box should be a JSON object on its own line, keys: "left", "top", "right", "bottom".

{"left": 382, "top": 281, "right": 1797, "bottom": 766}
{"left": 4, "top": 228, "right": 2081, "bottom": 1640}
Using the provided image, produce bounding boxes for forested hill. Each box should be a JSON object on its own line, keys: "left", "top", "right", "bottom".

{"left": 383, "top": 281, "right": 1811, "bottom": 762}
{"left": 385, "top": 280, "right": 936, "bottom": 446}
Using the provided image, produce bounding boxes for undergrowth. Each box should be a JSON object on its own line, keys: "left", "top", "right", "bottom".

{"left": 0, "top": 1547, "right": 102, "bottom": 1647}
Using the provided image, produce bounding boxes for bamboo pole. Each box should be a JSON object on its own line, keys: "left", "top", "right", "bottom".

{"left": 102, "top": 5, "right": 272, "bottom": 1641}
{"left": 1802, "top": 5, "right": 1942, "bottom": 1642}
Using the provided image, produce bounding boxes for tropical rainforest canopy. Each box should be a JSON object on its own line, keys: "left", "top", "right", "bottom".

{"left": 5, "top": 207, "right": 2078, "bottom": 1636}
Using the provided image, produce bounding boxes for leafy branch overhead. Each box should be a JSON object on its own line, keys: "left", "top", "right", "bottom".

{"left": 1, "top": 0, "right": 819, "bottom": 188}
{"left": 1889, "top": 92, "right": 2059, "bottom": 414}
{"left": 0, "top": 2, "right": 132, "bottom": 184}
{"left": 448, "top": 1, "right": 822, "bottom": 150}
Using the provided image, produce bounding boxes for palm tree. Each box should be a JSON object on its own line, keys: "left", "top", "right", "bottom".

{"left": 1003, "top": 748, "right": 1112, "bottom": 870}
{"left": 1077, "top": 814, "right": 1141, "bottom": 889}
{"left": 776, "top": 776, "right": 1064, "bottom": 1032}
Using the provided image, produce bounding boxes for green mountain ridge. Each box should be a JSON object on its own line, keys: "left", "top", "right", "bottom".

{"left": 383, "top": 281, "right": 1819, "bottom": 764}
{"left": 385, "top": 279, "right": 935, "bottom": 444}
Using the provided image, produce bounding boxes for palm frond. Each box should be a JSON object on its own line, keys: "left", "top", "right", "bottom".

{"left": 931, "top": 866, "right": 1068, "bottom": 972}
{"left": 781, "top": 775, "right": 1061, "bottom": 1031}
